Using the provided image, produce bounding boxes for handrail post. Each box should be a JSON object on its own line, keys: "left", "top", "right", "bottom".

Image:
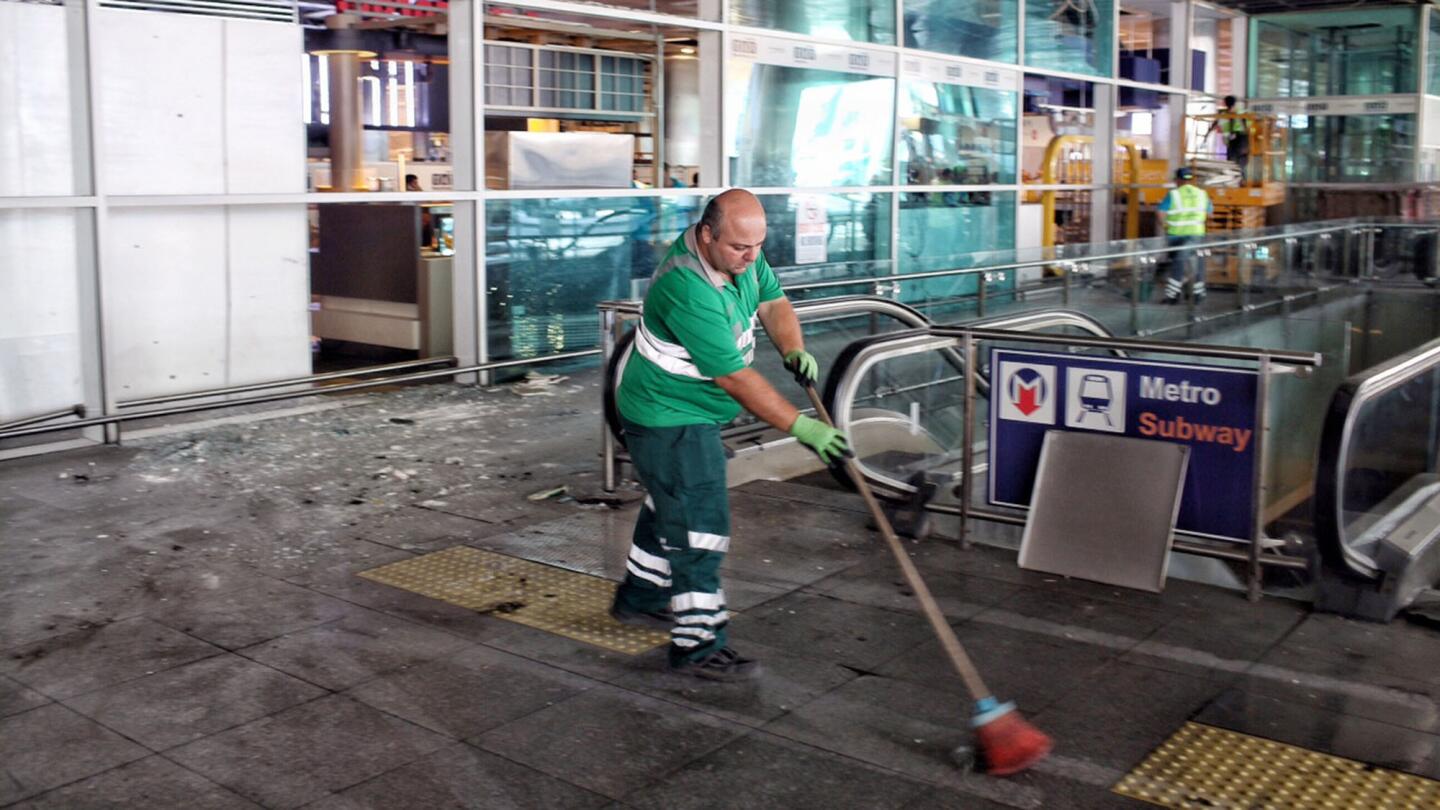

{"left": 1248, "top": 353, "right": 1273, "bottom": 601}
{"left": 600, "top": 306, "right": 618, "bottom": 493}
{"left": 960, "top": 331, "right": 977, "bottom": 550}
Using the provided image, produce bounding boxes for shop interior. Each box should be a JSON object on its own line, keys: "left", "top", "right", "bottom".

{"left": 302, "top": 5, "right": 703, "bottom": 371}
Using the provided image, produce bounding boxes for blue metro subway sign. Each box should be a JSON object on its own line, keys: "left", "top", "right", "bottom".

{"left": 989, "top": 349, "right": 1260, "bottom": 541}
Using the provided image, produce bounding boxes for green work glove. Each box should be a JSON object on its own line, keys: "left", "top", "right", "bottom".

{"left": 789, "top": 414, "right": 853, "bottom": 464}
{"left": 783, "top": 349, "right": 819, "bottom": 386}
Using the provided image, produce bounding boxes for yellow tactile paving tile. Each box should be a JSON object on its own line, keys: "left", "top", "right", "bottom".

{"left": 1114, "top": 721, "right": 1440, "bottom": 809}
{"left": 359, "top": 546, "right": 668, "bottom": 655}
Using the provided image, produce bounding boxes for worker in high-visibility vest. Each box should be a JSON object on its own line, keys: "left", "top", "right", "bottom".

{"left": 1208, "top": 95, "right": 1252, "bottom": 183}
{"left": 1157, "top": 166, "right": 1213, "bottom": 304}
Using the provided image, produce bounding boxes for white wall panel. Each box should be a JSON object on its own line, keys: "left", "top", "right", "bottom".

{"left": 97, "top": 9, "right": 225, "bottom": 195}
{"left": 105, "top": 207, "right": 228, "bottom": 398}
{"left": 0, "top": 4, "right": 76, "bottom": 196}
{"left": 226, "top": 206, "right": 310, "bottom": 384}
{"left": 224, "top": 20, "right": 305, "bottom": 193}
{"left": 0, "top": 211, "right": 84, "bottom": 421}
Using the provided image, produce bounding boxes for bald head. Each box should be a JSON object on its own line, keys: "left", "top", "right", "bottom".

{"left": 697, "top": 189, "right": 767, "bottom": 277}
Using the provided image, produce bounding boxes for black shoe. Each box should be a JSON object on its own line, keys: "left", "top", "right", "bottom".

{"left": 668, "top": 648, "right": 761, "bottom": 682}
{"left": 609, "top": 596, "right": 674, "bottom": 631}
{"left": 1162, "top": 296, "right": 1180, "bottom": 305}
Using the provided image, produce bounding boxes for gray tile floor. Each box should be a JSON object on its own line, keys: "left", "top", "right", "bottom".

{"left": 4, "top": 373, "right": 1440, "bottom": 808}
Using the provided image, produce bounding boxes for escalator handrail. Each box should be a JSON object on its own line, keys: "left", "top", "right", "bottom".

{"left": 822, "top": 309, "right": 1124, "bottom": 498}
{"left": 1315, "top": 335, "right": 1440, "bottom": 581}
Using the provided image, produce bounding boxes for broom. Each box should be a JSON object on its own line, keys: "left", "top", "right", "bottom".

{"left": 800, "top": 382, "right": 1052, "bottom": 776}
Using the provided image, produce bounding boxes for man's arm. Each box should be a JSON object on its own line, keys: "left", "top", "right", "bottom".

{"left": 713, "top": 368, "right": 799, "bottom": 433}
{"left": 757, "top": 297, "right": 803, "bottom": 355}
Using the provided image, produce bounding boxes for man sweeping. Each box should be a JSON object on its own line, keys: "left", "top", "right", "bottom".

{"left": 610, "top": 189, "right": 851, "bottom": 681}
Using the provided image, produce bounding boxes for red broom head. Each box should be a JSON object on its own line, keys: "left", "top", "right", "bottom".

{"left": 974, "top": 705, "right": 1053, "bottom": 776}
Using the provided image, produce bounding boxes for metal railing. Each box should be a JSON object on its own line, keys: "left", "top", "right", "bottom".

{"left": 829, "top": 325, "right": 1321, "bottom": 600}
{"left": 0, "top": 350, "right": 598, "bottom": 443}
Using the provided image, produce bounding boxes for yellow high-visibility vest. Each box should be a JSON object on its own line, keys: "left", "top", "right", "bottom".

{"left": 1165, "top": 185, "right": 1209, "bottom": 236}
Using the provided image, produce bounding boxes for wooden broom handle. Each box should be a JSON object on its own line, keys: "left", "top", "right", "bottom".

{"left": 804, "top": 384, "right": 993, "bottom": 702}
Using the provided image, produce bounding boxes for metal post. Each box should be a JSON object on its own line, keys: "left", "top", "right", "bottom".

{"left": 976, "top": 272, "right": 987, "bottom": 317}
{"left": 1248, "top": 353, "right": 1273, "bottom": 601}
{"left": 959, "top": 331, "right": 977, "bottom": 550}
{"left": 1062, "top": 262, "right": 1072, "bottom": 306}
{"left": 600, "top": 307, "right": 618, "bottom": 492}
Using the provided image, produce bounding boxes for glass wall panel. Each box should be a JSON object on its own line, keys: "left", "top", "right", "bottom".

{"left": 1021, "top": 76, "right": 1097, "bottom": 185}
{"left": 1284, "top": 114, "right": 1416, "bottom": 183}
{"left": 486, "top": 195, "right": 707, "bottom": 362}
{"left": 0, "top": 209, "right": 86, "bottom": 424}
{"left": 900, "top": 81, "right": 1018, "bottom": 186}
{"left": 726, "top": 62, "right": 895, "bottom": 187}
{"left": 1430, "top": 9, "right": 1440, "bottom": 94}
{"left": 898, "top": 191, "right": 1016, "bottom": 273}
{"left": 0, "top": 2, "right": 82, "bottom": 196}
{"left": 756, "top": 191, "right": 893, "bottom": 290}
{"left": 901, "top": 0, "right": 1018, "bottom": 64}
{"left": 1024, "top": 0, "right": 1115, "bottom": 78}
{"left": 1251, "top": 8, "right": 1419, "bottom": 97}
{"left": 729, "top": 0, "right": 895, "bottom": 45}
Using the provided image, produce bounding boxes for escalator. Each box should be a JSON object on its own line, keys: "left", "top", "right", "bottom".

{"left": 1315, "top": 336, "right": 1440, "bottom": 621}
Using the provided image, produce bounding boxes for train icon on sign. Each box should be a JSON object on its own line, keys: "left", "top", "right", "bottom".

{"left": 998, "top": 362, "right": 1056, "bottom": 424}
{"left": 1065, "top": 367, "right": 1127, "bottom": 433}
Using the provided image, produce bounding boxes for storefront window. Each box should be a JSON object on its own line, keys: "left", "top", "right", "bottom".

{"left": 901, "top": 0, "right": 1018, "bottom": 64}
{"left": 729, "top": 0, "right": 895, "bottom": 45}
{"left": 1251, "top": 8, "right": 1419, "bottom": 97}
{"left": 1024, "top": 0, "right": 1115, "bottom": 78}
{"left": 900, "top": 81, "right": 1018, "bottom": 186}
{"left": 726, "top": 61, "right": 895, "bottom": 187}
{"left": 1285, "top": 114, "right": 1416, "bottom": 183}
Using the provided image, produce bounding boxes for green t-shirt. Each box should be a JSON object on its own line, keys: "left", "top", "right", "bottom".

{"left": 616, "top": 226, "right": 785, "bottom": 427}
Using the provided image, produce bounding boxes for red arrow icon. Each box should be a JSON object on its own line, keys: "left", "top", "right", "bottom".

{"left": 1015, "top": 384, "right": 1041, "bottom": 416}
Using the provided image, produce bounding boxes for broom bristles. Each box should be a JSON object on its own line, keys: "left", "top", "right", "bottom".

{"left": 973, "top": 701, "right": 1052, "bottom": 776}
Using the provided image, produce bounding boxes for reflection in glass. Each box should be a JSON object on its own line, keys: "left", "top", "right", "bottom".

{"left": 486, "top": 196, "right": 706, "bottom": 361}
{"left": 900, "top": 82, "right": 1018, "bottom": 186}
{"left": 754, "top": 192, "right": 892, "bottom": 291}
{"left": 1251, "top": 8, "right": 1418, "bottom": 97}
{"left": 898, "top": 193, "right": 1016, "bottom": 312}
{"left": 1430, "top": 10, "right": 1440, "bottom": 94}
{"left": 1024, "top": 0, "right": 1115, "bottom": 78}
{"left": 727, "top": 63, "right": 895, "bottom": 187}
{"left": 1285, "top": 114, "right": 1416, "bottom": 183}
{"left": 729, "top": 0, "right": 895, "bottom": 45}
{"left": 901, "top": 0, "right": 1018, "bottom": 63}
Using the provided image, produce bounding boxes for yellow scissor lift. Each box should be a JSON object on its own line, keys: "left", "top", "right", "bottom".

{"left": 1184, "top": 110, "right": 1288, "bottom": 285}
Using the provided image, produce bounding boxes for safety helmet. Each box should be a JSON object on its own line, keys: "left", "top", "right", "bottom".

{"left": 1175, "top": 167, "right": 1195, "bottom": 181}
